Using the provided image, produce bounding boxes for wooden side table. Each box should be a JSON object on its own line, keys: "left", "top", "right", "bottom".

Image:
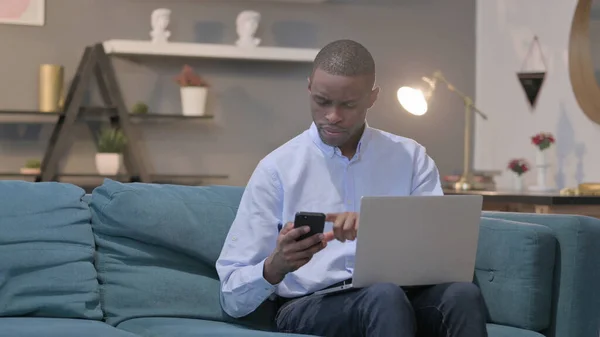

{"left": 443, "top": 189, "right": 600, "bottom": 218}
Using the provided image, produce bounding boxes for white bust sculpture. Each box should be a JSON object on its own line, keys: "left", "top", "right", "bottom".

{"left": 235, "top": 10, "right": 261, "bottom": 48}
{"left": 150, "top": 8, "right": 171, "bottom": 43}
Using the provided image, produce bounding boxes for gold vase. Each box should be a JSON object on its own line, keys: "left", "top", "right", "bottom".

{"left": 39, "top": 64, "right": 64, "bottom": 112}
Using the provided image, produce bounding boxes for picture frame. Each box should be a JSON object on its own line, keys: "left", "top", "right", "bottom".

{"left": 0, "top": 0, "right": 45, "bottom": 26}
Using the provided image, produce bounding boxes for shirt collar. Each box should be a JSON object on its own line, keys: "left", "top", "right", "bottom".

{"left": 309, "top": 121, "right": 372, "bottom": 159}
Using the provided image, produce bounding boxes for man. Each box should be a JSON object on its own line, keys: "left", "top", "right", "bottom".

{"left": 216, "top": 39, "right": 488, "bottom": 337}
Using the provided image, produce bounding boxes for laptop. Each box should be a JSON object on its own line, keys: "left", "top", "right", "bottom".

{"left": 314, "top": 195, "right": 483, "bottom": 296}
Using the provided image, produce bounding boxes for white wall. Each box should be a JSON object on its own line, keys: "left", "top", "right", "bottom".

{"left": 475, "top": 0, "right": 600, "bottom": 190}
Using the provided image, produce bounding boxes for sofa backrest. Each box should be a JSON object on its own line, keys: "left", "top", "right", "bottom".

{"left": 89, "top": 179, "right": 277, "bottom": 329}
{"left": 483, "top": 211, "right": 600, "bottom": 337}
{"left": 0, "top": 181, "right": 103, "bottom": 320}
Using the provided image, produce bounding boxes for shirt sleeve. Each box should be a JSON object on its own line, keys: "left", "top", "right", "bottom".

{"left": 410, "top": 144, "right": 444, "bottom": 196}
{"left": 215, "top": 160, "right": 283, "bottom": 318}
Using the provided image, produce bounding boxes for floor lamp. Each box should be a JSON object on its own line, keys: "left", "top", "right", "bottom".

{"left": 397, "top": 71, "right": 488, "bottom": 191}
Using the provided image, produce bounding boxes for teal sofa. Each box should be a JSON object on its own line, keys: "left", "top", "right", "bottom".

{"left": 0, "top": 178, "right": 598, "bottom": 337}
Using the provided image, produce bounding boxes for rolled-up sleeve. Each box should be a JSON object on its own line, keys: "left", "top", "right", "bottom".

{"left": 215, "top": 160, "right": 283, "bottom": 318}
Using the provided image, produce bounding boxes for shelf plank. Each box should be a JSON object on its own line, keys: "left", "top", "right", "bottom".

{"left": 0, "top": 108, "right": 214, "bottom": 123}
{"left": 103, "top": 39, "right": 319, "bottom": 62}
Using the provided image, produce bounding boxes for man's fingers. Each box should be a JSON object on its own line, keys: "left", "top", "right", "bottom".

{"left": 325, "top": 213, "right": 339, "bottom": 222}
{"left": 343, "top": 214, "right": 356, "bottom": 240}
{"left": 323, "top": 231, "right": 335, "bottom": 242}
{"left": 288, "top": 240, "right": 326, "bottom": 261}
{"left": 280, "top": 222, "right": 295, "bottom": 235}
{"left": 293, "top": 233, "right": 325, "bottom": 251}
{"left": 333, "top": 214, "right": 346, "bottom": 241}
{"left": 282, "top": 225, "right": 310, "bottom": 243}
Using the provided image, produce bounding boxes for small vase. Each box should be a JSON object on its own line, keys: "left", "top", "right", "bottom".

{"left": 514, "top": 175, "right": 524, "bottom": 191}
{"left": 529, "top": 150, "right": 552, "bottom": 192}
{"left": 95, "top": 153, "right": 122, "bottom": 175}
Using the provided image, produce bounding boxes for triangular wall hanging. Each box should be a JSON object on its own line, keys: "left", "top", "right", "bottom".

{"left": 517, "top": 36, "right": 547, "bottom": 110}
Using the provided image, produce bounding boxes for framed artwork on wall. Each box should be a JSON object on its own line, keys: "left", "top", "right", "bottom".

{"left": 0, "top": 0, "right": 45, "bottom": 26}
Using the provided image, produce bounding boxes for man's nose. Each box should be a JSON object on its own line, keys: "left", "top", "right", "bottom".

{"left": 325, "top": 106, "right": 343, "bottom": 124}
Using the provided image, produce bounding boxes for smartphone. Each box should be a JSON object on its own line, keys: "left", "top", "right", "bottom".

{"left": 294, "top": 211, "right": 326, "bottom": 241}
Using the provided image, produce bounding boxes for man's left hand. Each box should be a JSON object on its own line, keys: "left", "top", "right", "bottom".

{"left": 325, "top": 212, "right": 359, "bottom": 242}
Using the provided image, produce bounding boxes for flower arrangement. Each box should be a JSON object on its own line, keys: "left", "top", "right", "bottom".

{"left": 174, "top": 65, "right": 209, "bottom": 87}
{"left": 531, "top": 132, "right": 555, "bottom": 151}
{"left": 508, "top": 159, "right": 530, "bottom": 176}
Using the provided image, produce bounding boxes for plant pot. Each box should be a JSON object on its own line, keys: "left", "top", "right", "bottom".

{"left": 95, "top": 153, "right": 122, "bottom": 175}
{"left": 180, "top": 86, "right": 208, "bottom": 116}
{"left": 20, "top": 168, "right": 40, "bottom": 175}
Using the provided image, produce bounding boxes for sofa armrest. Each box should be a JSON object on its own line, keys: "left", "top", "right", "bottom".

{"left": 475, "top": 217, "right": 557, "bottom": 332}
{"left": 482, "top": 212, "right": 600, "bottom": 337}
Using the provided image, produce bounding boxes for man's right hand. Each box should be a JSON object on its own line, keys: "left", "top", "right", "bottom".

{"left": 263, "top": 222, "right": 330, "bottom": 285}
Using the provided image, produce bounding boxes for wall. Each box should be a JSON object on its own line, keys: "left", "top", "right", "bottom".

{"left": 475, "top": 0, "right": 600, "bottom": 190}
{"left": 0, "top": 0, "right": 476, "bottom": 186}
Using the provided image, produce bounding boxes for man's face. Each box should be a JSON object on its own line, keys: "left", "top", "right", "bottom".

{"left": 308, "top": 68, "right": 379, "bottom": 147}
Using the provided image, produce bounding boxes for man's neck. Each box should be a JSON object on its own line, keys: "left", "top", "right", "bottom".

{"left": 338, "top": 124, "right": 365, "bottom": 159}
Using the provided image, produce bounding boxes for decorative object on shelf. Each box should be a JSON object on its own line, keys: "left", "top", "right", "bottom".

{"left": 150, "top": 8, "right": 171, "bottom": 43}
{"left": 39, "top": 64, "right": 64, "bottom": 112}
{"left": 0, "top": 0, "right": 44, "bottom": 26}
{"left": 96, "top": 127, "right": 127, "bottom": 175}
{"left": 235, "top": 10, "right": 261, "bottom": 48}
{"left": 174, "top": 65, "right": 209, "bottom": 116}
{"left": 560, "top": 182, "right": 600, "bottom": 196}
{"left": 517, "top": 36, "right": 547, "bottom": 110}
{"left": 131, "top": 101, "right": 149, "bottom": 114}
{"left": 529, "top": 132, "right": 555, "bottom": 192}
{"left": 508, "top": 158, "right": 530, "bottom": 191}
{"left": 150, "top": 8, "right": 171, "bottom": 44}
{"left": 397, "top": 70, "right": 489, "bottom": 191}
{"left": 20, "top": 159, "right": 41, "bottom": 175}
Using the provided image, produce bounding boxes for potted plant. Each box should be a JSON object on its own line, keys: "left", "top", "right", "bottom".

{"left": 131, "top": 101, "right": 149, "bottom": 114}
{"left": 507, "top": 158, "right": 530, "bottom": 191}
{"left": 95, "top": 127, "right": 127, "bottom": 175}
{"left": 20, "top": 159, "right": 41, "bottom": 175}
{"left": 174, "top": 64, "right": 209, "bottom": 116}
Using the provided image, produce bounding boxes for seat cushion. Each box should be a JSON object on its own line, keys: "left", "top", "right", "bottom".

{"left": 0, "top": 181, "right": 102, "bottom": 320}
{"left": 117, "top": 317, "right": 316, "bottom": 337}
{"left": 0, "top": 318, "right": 139, "bottom": 337}
{"left": 89, "top": 179, "right": 276, "bottom": 329}
{"left": 486, "top": 324, "right": 545, "bottom": 337}
{"left": 475, "top": 217, "right": 556, "bottom": 331}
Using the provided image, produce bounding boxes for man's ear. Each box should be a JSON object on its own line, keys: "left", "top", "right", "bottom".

{"left": 307, "top": 76, "right": 312, "bottom": 91}
{"left": 368, "top": 86, "right": 380, "bottom": 108}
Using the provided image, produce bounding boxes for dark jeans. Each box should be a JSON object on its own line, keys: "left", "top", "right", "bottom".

{"left": 275, "top": 282, "right": 488, "bottom": 337}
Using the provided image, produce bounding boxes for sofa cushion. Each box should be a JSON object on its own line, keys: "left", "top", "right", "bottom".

{"left": 486, "top": 324, "right": 545, "bottom": 337}
{"left": 475, "top": 217, "right": 556, "bottom": 331}
{"left": 117, "top": 317, "right": 316, "bottom": 337}
{"left": 0, "top": 181, "right": 102, "bottom": 320}
{"left": 0, "top": 318, "right": 140, "bottom": 337}
{"left": 89, "top": 179, "right": 277, "bottom": 329}
{"left": 482, "top": 212, "right": 600, "bottom": 337}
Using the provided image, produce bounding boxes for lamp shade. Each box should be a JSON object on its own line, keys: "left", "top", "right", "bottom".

{"left": 397, "top": 86, "right": 428, "bottom": 116}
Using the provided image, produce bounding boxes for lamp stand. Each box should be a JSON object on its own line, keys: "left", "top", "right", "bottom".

{"left": 454, "top": 98, "right": 475, "bottom": 191}
{"left": 430, "top": 72, "right": 488, "bottom": 191}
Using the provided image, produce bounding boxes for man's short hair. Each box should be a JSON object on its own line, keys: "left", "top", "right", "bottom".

{"left": 312, "top": 39, "right": 375, "bottom": 81}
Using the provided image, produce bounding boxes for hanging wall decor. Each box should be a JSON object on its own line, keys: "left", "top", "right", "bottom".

{"left": 0, "top": 0, "right": 45, "bottom": 26}
{"left": 517, "top": 36, "right": 547, "bottom": 110}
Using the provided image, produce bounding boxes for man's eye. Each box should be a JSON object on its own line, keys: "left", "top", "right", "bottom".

{"left": 316, "top": 99, "right": 331, "bottom": 106}
{"left": 343, "top": 102, "right": 357, "bottom": 108}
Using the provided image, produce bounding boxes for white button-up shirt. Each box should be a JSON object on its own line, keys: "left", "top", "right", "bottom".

{"left": 216, "top": 122, "right": 443, "bottom": 318}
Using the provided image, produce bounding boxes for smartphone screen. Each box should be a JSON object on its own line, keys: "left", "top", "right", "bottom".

{"left": 294, "top": 212, "right": 326, "bottom": 241}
